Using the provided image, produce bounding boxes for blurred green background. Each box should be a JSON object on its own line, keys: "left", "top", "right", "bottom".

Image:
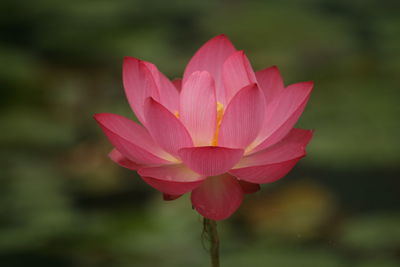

{"left": 1, "top": 0, "right": 399, "bottom": 266}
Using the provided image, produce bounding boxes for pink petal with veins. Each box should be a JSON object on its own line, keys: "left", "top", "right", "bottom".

{"left": 223, "top": 50, "right": 256, "bottom": 103}
{"left": 179, "top": 146, "right": 243, "bottom": 176}
{"left": 123, "top": 57, "right": 160, "bottom": 124}
{"left": 183, "top": 34, "right": 236, "bottom": 105}
{"left": 256, "top": 66, "right": 285, "bottom": 105}
{"left": 108, "top": 149, "right": 142, "bottom": 170}
{"left": 218, "top": 83, "right": 265, "bottom": 149}
{"left": 94, "top": 113, "right": 173, "bottom": 165}
{"left": 191, "top": 174, "right": 243, "bottom": 220}
{"left": 143, "top": 62, "right": 179, "bottom": 113}
{"left": 180, "top": 71, "right": 216, "bottom": 146}
{"left": 250, "top": 81, "right": 313, "bottom": 153}
{"left": 144, "top": 98, "right": 193, "bottom": 157}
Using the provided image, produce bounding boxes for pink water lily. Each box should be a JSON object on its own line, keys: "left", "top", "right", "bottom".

{"left": 94, "top": 34, "right": 314, "bottom": 220}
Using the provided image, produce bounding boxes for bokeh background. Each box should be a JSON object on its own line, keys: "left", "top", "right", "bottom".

{"left": 1, "top": 0, "right": 399, "bottom": 266}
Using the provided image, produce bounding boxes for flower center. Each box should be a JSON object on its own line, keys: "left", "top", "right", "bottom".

{"left": 212, "top": 102, "right": 224, "bottom": 146}
{"left": 174, "top": 102, "right": 224, "bottom": 146}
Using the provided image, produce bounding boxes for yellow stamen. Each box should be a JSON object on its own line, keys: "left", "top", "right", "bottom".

{"left": 174, "top": 111, "right": 180, "bottom": 118}
{"left": 212, "top": 102, "right": 224, "bottom": 146}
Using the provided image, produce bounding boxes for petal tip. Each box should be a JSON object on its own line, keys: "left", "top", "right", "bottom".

{"left": 123, "top": 56, "right": 140, "bottom": 64}
{"left": 249, "top": 82, "right": 259, "bottom": 89}
{"left": 93, "top": 113, "right": 101, "bottom": 120}
{"left": 214, "top": 33, "right": 229, "bottom": 40}
{"left": 163, "top": 193, "right": 182, "bottom": 201}
{"left": 288, "top": 81, "right": 314, "bottom": 96}
{"left": 241, "top": 82, "right": 260, "bottom": 93}
{"left": 268, "top": 65, "right": 280, "bottom": 73}
{"left": 136, "top": 168, "right": 145, "bottom": 176}
{"left": 206, "top": 34, "right": 236, "bottom": 49}
{"left": 303, "top": 81, "right": 315, "bottom": 89}
{"left": 144, "top": 96, "right": 157, "bottom": 107}
{"left": 107, "top": 150, "right": 115, "bottom": 159}
{"left": 93, "top": 113, "right": 110, "bottom": 123}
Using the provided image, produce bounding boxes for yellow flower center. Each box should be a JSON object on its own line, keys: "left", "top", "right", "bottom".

{"left": 174, "top": 102, "right": 224, "bottom": 146}
{"left": 212, "top": 102, "right": 224, "bottom": 146}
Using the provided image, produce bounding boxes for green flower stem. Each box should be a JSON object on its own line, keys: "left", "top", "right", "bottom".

{"left": 203, "top": 218, "right": 220, "bottom": 267}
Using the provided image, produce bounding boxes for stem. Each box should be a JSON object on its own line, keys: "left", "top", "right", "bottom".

{"left": 203, "top": 218, "right": 220, "bottom": 267}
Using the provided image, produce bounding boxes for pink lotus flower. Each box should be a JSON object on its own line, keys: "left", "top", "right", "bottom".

{"left": 94, "top": 34, "right": 314, "bottom": 220}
